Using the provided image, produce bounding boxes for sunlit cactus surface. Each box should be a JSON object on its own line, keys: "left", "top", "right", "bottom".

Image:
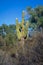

{"left": 16, "top": 11, "right": 29, "bottom": 40}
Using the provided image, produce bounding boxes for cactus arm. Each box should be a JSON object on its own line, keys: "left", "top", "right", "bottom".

{"left": 16, "top": 18, "right": 21, "bottom": 39}
{"left": 16, "top": 11, "right": 29, "bottom": 40}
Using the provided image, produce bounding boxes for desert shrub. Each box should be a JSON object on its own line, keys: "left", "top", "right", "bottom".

{"left": 0, "top": 33, "right": 43, "bottom": 65}
{"left": 17, "top": 33, "right": 43, "bottom": 65}
{"left": 0, "top": 36, "right": 5, "bottom": 49}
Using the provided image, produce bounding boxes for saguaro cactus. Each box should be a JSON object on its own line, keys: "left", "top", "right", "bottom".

{"left": 16, "top": 11, "right": 29, "bottom": 54}
{"left": 16, "top": 11, "right": 29, "bottom": 40}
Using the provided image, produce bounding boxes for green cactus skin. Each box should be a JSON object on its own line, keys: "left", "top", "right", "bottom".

{"left": 16, "top": 11, "right": 29, "bottom": 40}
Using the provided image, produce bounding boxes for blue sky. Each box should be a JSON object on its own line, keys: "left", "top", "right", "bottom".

{"left": 0, "top": 0, "right": 43, "bottom": 25}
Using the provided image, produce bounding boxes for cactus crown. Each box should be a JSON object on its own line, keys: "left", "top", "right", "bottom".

{"left": 16, "top": 11, "right": 29, "bottom": 40}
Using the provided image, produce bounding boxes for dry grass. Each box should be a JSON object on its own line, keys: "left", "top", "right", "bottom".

{"left": 0, "top": 33, "right": 43, "bottom": 65}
